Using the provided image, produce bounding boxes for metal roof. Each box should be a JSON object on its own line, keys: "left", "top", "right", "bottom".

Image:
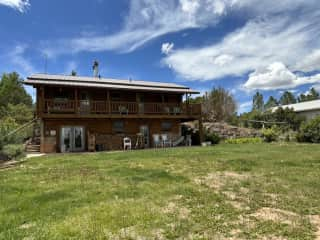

{"left": 24, "top": 74, "right": 199, "bottom": 94}
{"left": 272, "top": 99, "right": 320, "bottom": 113}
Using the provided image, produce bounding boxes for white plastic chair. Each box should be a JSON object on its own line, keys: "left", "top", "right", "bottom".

{"left": 153, "top": 134, "right": 161, "bottom": 148}
{"left": 161, "top": 134, "right": 171, "bottom": 147}
{"left": 123, "top": 137, "right": 132, "bottom": 150}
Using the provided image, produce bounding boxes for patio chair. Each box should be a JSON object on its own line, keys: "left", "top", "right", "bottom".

{"left": 119, "top": 105, "right": 129, "bottom": 115}
{"left": 161, "top": 134, "right": 172, "bottom": 147}
{"left": 152, "top": 134, "right": 161, "bottom": 148}
{"left": 123, "top": 137, "right": 132, "bottom": 150}
{"left": 173, "top": 107, "right": 181, "bottom": 115}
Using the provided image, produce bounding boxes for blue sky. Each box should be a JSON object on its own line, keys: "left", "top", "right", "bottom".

{"left": 0, "top": 0, "right": 320, "bottom": 113}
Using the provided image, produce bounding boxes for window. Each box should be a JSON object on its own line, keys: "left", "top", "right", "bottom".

{"left": 111, "top": 92, "right": 121, "bottom": 101}
{"left": 161, "top": 122, "right": 172, "bottom": 131}
{"left": 113, "top": 120, "right": 124, "bottom": 133}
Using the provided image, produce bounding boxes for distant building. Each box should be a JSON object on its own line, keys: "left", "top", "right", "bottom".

{"left": 272, "top": 99, "right": 320, "bottom": 120}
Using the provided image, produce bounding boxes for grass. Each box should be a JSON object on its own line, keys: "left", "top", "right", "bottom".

{"left": 0, "top": 143, "right": 320, "bottom": 239}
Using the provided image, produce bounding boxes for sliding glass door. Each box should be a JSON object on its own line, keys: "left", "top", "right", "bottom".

{"left": 61, "top": 126, "right": 85, "bottom": 152}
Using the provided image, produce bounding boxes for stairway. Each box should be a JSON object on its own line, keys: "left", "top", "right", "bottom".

{"left": 25, "top": 120, "right": 41, "bottom": 153}
{"left": 26, "top": 144, "right": 40, "bottom": 153}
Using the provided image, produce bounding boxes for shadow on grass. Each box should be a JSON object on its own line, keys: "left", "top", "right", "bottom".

{"left": 106, "top": 167, "right": 189, "bottom": 183}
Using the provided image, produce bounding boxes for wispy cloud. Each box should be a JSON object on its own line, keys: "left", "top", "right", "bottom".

{"left": 41, "top": 0, "right": 233, "bottom": 57}
{"left": 8, "top": 45, "right": 35, "bottom": 75}
{"left": 0, "top": 0, "right": 30, "bottom": 12}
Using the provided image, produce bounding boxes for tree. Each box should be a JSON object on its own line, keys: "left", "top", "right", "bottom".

{"left": 4, "top": 103, "right": 33, "bottom": 125}
{"left": 264, "top": 96, "right": 278, "bottom": 110}
{"left": 202, "top": 87, "right": 237, "bottom": 122}
{"left": 252, "top": 92, "right": 264, "bottom": 112}
{"left": 279, "top": 91, "right": 296, "bottom": 105}
{"left": 298, "top": 88, "right": 319, "bottom": 102}
{"left": 0, "top": 72, "right": 32, "bottom": 109}
{"left": 188, "top": 96, "right": 203, "bottom": 104}
{"left": 71, "top": 70, "right": 77, "bottom": 76}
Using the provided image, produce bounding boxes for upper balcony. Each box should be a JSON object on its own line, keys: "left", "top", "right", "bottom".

{"left": 40, "top": 99, "right": 201, "bottom": 119}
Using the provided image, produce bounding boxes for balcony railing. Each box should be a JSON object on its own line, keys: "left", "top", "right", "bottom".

{"left": 43, "top": 99, "right": 201, "bottom": 116}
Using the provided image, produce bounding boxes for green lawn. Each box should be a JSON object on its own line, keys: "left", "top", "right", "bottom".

{"left": 0, "top": 143, "right": 320, "bottom": 239}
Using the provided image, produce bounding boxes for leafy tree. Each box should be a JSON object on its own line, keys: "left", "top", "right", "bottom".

{"left": 297, "top": 116, "right": 320, "bottom": 143}
{"left": 0, "top": 72, "right": 32, "bottom": 109}
{"left": 202, "top": 87, "right": 237, "bottom": 122}
{"left": 188, "top": 96, "right": 203, "bottom": 104}
{"left": 270, "top": 107, "right": 305, "bottom": 131}
{"left": 0, "top": 72, "right": 34, "bottom": 147}
{"left": 298, "top": 87, "right": 319, "bottom": 102}
{"left": 71, "top": 70, "right": 77, "bottom": 76}
{"left": 279, "top": 91, "right": 296, "bottom": 105}
{"left": 252, "top": 92, "right": 264, "bottom": 112}
{"left": 4, "top": 103, "right": 33, "bottom": 125}
{"left": 264, "top": 96, "right": 278, "bottom": 109}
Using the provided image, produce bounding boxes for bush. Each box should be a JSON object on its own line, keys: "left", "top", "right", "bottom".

{"left": 297, "top": 116, "right": 320, "bottom": 143}
{"left": 225, "top": 137, "right": 263, "bottom": 144}
{"left": 2, "top": 144, "right": 25, "bottom": 160}
{"left": 205, "top": 133, "right": 220, "bottom": 144}
{"left": 261, "top": 126, "right": 278, "bottom": 142}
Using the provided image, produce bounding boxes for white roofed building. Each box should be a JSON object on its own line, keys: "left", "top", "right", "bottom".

{"left": 272, "top": 99, "right": 320, "bottom": 120}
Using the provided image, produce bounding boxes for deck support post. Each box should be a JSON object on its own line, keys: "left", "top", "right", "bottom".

{"left": 39, "top": 118, "right": 45, "bottom": 153}
{"left": 199, "top": 117, "right": 204, "bottom": 144}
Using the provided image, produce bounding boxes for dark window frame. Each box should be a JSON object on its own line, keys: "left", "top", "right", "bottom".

{"left": 112, "top": 120, "right": 125, "bottom": 133}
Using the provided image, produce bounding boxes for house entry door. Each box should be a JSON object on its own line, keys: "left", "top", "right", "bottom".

{"left": 140, "top": 125, "right": 149, "bottom": 148}
{"left": 61, "top": 126, "right": 85, "bottom": 152}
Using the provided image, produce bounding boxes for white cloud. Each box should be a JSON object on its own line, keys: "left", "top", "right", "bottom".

{"left": 243, "top": 62, "right": 320, "bottom": 90}
{"left": 163, "top": 10, "right": 320, "bottom": 82}
{"left": 213, "top": 54, "right": 234, "bottom": 66}
{"left": 161, "top": 42, "right": 174, "bottom": 55}
{"left": 295, "top": 49, "right": 320, "bottom": 72}
{"left": 238, "top": 101, "right": 252, "bottom": 113}
{"left": 180, "top": 0, "right": 200, "bottom": 14}
{"left": 0, "top": 0, "right": 30, "bottom": 12}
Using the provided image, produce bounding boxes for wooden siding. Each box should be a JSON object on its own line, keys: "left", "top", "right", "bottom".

{"left": 42, "top": 118, "right": 182, "bottom": 153}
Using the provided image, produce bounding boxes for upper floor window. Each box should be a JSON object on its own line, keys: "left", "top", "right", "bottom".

{"left": 111, "top": 92, "right": 121, "bottom": 101}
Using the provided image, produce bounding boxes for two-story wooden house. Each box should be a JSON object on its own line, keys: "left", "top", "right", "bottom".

{"left": 24, "top": 74, "right": 202, "bottom": 153}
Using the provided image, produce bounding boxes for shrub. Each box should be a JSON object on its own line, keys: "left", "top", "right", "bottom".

{"left": 2, "top": 144, "right": 25, "bottom": 160}
{"left": 297, "top": 116, "right": 320, "bottom": 143}
{"left": 205, "top": 133, "right": 220, "bottom": 144}
{"left": 225, "top": 137, "right": 263, "bottom": 144}
{"left": 261, "top": 126, "right": 278, "bottom": 142}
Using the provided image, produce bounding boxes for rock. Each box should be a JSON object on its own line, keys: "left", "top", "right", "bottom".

{"left": 203, "top": 122, "right": 260, "bottom": 139}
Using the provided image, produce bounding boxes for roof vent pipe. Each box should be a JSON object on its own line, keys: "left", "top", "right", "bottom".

{"left": 93, "top": 60, "right": 99, "bottom": 77}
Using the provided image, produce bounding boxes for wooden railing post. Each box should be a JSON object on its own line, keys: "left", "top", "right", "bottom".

{"left": 74, "top": 88, "right": 78, "bottom": 114}
{"left": 107, "top": 90, "right": 111, "bottom": 114}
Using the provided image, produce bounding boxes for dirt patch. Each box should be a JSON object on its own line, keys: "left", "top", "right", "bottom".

{"left": 19, "top": 222, "right": 36, "bottom": 229}
{"left": 194, "top": 171, "right": 250, "bottom": 191}
{"left": 309, "top": 215, "right": 320, "bottom": 240}
{"left": 251, "top": 207, "right": 299, "bottom": 225}
{"left": 259, "top": 235, "right": 288, "bottom": 240}
{"left": 162, "top": 202, "right": 190, "bottom": 220}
